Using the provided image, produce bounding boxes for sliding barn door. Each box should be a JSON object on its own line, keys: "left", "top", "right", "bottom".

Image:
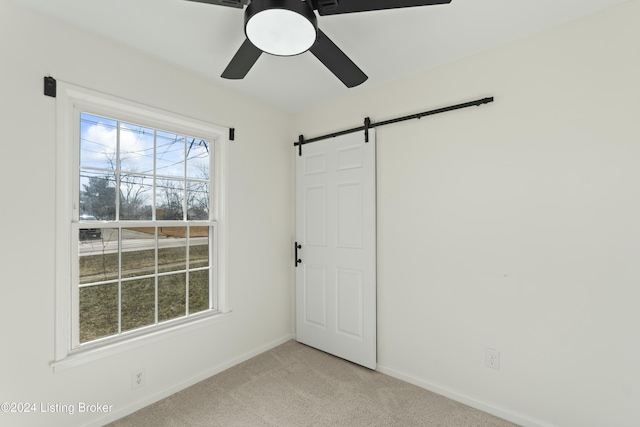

{"left": 295, "top": 130, "right": 376, "bottom": 369}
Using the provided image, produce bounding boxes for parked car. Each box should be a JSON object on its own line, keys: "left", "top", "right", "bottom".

{"left": 79, "top": 214, "right": 102, "bottom": 240}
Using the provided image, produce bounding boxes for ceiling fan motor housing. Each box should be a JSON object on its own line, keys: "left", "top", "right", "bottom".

{"left": 245, "top": 0, "right": 319, "bottom": 56}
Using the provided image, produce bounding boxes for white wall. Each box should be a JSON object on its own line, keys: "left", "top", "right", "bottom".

{"left": 295, "top": 1, "right": 640, "bottom": 426}
{"left": 0, "top": 1, "right": 294, "bottom": 426}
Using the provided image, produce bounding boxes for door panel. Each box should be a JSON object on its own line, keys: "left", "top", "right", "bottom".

{"left": 336, "top": 268, "right": 363, "bottom": 338}
{"left": 337, "top": 182, "right": 363, "bottom": 248}
{"left": 304, "top": 265, "right": 327, "bottom": 327}
{"left": 304, "top": 186, "right": 327, "bottom": 246}
{"left": 295, "top": 130, "right": 376, "bottom": 369}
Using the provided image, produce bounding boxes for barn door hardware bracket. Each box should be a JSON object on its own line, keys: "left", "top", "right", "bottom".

{"left": 364, "top": 117, "right": 371, "bottom": 143}
{"left": 295, "top": 135, "right": 304, "bottom": 156}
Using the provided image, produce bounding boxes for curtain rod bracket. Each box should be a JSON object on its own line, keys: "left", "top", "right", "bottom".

{"left": 44, "top": 76, "right": 56, "bottom": 98}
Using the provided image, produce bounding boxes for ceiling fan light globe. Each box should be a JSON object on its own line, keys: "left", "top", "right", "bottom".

{"left": 246, "top": 9, "right": 316, "bottom": 56}
{"left": 245, "top": 0, "right": 318, "bottom": 56}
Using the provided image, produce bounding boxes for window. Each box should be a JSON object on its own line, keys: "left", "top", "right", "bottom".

{"left": 53, "top": 84, "right": 228, "bottom": 368}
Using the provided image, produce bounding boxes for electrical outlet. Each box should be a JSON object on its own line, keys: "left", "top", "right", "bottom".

{"left": 132, "top": 368, "right": 146, "bottom": 389}
{"left": 485, "top": 348, "right": 500, "bottom": 370}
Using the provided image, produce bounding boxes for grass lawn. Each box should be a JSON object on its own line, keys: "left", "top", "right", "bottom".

{"left": 78, "top": 243, "right": 211, "bottom": 343}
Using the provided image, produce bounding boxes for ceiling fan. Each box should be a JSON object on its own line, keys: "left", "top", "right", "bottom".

{"left": 185, "top": 0, "right": 452, "bottom": 88}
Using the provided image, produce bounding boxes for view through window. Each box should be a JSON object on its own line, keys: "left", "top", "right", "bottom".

{"left": 77, "top": 112, "right": 216, "bottom": 345}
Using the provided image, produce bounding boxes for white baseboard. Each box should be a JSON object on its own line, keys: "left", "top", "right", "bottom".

{"left": 85, "top": 334, "right": 295, "bottom": 427}
{"left": 376, "top": 364, "right": 554, "bottom": 427}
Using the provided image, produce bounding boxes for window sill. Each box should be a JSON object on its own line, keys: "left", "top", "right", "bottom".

{"left": 50, "top": 311, "right": 232, "bottom": 373}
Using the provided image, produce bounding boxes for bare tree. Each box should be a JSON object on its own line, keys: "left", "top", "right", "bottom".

{"left": 157, "top": 179, "right": 184, "bottom": 220}
{"left": 119, "top": 173, "right": 152, "bottom": 220}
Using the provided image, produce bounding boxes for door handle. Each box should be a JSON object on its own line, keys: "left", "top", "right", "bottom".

{"left": 295, "top": 242, "right": 302, "bottom": 267}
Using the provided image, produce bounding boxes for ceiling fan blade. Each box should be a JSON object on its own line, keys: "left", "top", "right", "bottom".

{"left": 315, "top": 0, "right": 451, "bottom": 16}
{"left": 184, "top": 0, "right": 248, "bottom": 8}
{"left": 221, "top": 39, "right": 262, "bottom": 79}
{"left": 309, "top": 29, "right": 367, "bottom": 88}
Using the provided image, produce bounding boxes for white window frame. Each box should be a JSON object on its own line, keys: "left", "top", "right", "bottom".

{"left": 51, "top": 82, "right": 230, "bottom": 371}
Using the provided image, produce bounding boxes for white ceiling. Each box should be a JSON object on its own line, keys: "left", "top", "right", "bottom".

{"left": 11, "top": 0, "right": 628, "bottom": 112}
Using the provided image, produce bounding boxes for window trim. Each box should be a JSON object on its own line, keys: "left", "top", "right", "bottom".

{"left": 52, "top": 82, "right": 230, "bottom": 371}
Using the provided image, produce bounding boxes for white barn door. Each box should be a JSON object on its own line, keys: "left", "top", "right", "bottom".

{"left": 295, "top": 130, "right": 376, "bottom": 369}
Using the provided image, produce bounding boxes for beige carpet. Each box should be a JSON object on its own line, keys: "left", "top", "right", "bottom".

{"left": 107, "top": 340, "right": 519, "bottom": 427}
